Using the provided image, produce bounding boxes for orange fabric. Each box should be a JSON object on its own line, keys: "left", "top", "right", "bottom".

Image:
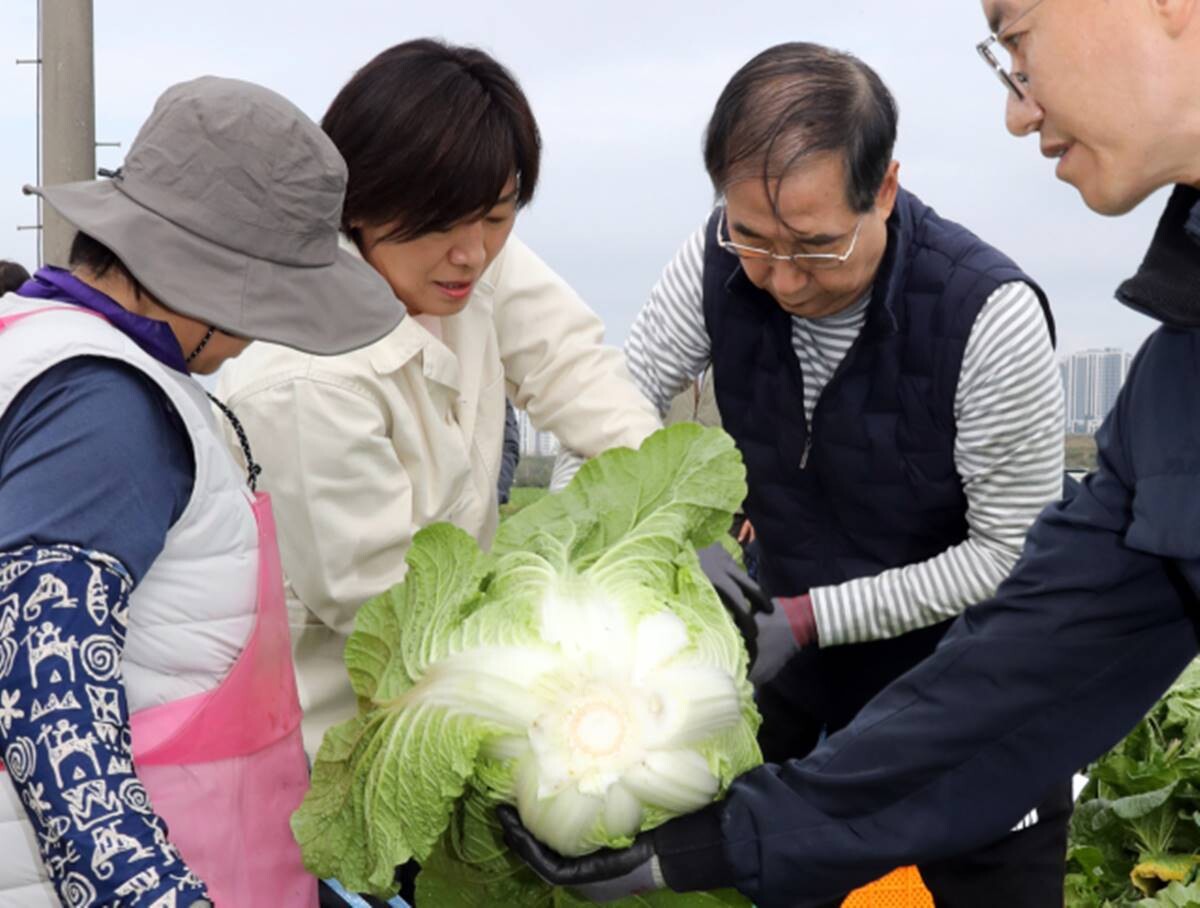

{"left": 842, "top": 867, "right": 933, "bottom": 908}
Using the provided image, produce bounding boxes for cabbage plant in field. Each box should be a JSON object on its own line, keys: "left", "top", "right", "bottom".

{"left": 1066, "top": 659, "right": 1200, "bottom": 907}
{"left": 291, "top": 424, "right": 762, "bottom": 906}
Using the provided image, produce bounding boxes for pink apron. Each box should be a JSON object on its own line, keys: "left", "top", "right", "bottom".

{"left": 131, "top": 492, "right": 316, "bottom": 907}
{"left": 1, "top": 305, "right": 318, "bottom": 906}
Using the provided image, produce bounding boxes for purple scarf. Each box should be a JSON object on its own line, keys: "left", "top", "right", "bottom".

{"left": 16, "top": 267, "right": 189, "bottom": 373}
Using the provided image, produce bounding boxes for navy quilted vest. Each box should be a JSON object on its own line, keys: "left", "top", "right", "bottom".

{"left": 703, "top": 188, "right": 1053, "bottom": 734}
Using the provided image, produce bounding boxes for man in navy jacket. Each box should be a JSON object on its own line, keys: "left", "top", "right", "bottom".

{"left": 502, "top": 1, "right": 1200, "bottom": 905}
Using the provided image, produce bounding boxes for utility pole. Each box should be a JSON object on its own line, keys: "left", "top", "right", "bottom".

{"left": 39, "top": 0, "right": 95, "bottom": 267}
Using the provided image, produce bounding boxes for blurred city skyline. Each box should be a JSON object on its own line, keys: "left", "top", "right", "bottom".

{"left": 1059, "top": 348, "right": 1132, "bottom": 436}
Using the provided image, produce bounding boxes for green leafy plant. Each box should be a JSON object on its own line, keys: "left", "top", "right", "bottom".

{"left": 1136, "top": 879, "right": 1200, "bottom": 907}
{"left": 292, "top": 425, "right": 761, "bottom": 906}
{"left": 1066, "top": 661, "right": 1200, "bottom": 906}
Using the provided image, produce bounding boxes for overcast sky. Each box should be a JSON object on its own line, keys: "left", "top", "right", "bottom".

{"left": 0, "top": 0, "right": 1167, "bottom": 357}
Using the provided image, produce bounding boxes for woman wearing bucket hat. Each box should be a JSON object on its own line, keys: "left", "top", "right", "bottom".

{"left": 219, "top": 41, "right": 660, "bottom": 763}
{"left": 0, "top": 76, "right": 401, "bottom": 907}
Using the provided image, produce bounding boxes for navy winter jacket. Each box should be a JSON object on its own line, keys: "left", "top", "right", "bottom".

{"left": 656, "top": 187, "right": 1200, "bottom": 908}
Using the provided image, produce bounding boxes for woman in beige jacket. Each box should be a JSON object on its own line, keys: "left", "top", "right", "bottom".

{"left": 217, "top": 40, "right": 660, "bottom": 761}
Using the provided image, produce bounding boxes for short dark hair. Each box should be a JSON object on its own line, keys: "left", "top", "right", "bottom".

{"left": 0, "top": 260, "right": 31, "bottom": 295}
{"left": 322, "top": 39, "right": 541, "bottom": 243}
{"left": 703, "top": 42, "right": 898, "bottom": 214}
{"left": 68, "top": 232, "right": 147, "bottom": 298}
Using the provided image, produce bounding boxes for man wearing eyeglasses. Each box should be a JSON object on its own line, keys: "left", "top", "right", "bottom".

{"left": 532, "top": 40, "right": 1067, "bottom": 907}
{"left": 508, "top": 6, "right": 1200, "bottom": 908}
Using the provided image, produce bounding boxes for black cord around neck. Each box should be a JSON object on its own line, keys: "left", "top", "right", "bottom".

{"left": 206, "top": 393, "right": 262, "bottom": 493}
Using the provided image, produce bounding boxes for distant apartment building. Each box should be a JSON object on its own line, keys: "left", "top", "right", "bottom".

{"left": 1060, "top": 348, "right": 1132, "bottom": 434}
{"left": 515, "top": 409, "right": 560, "bottom": 457}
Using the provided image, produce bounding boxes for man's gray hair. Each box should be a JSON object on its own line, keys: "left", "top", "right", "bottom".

{"left": 703, "top": 42, "right": 899, "bottom": 215}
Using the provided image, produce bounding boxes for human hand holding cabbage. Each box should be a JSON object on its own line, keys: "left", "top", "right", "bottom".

{"left": 497, "top": 804, "right": 665, "bottom": 900}
{"left": 292, "top": 425, "right": 763, "bottom": 905}
{"left": 698, "top": 542, "right": 817, "bottom": 686}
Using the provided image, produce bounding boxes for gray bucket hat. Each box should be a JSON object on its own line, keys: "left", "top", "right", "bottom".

{"left": 24, "top": 76, "right": 402, "bottom": 355}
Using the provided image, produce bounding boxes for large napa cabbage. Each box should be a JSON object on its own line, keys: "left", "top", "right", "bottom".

{"left": 292, "top": 424, "right": 762, "bottom": 906}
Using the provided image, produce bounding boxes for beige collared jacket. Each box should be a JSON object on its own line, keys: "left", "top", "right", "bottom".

{"left": 217, "top": 236, "right": 660, "bottom": 754}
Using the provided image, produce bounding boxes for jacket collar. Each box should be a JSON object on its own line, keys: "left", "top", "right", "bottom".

{"left": 344, "top": 234, "right": 504, "bottom": 392}
{"left": 1116, "top": 185, "right": 1200, "bottom": 328}
{"left": 332, "top": 234, "right": 457, "bottom": 386}
{"left": 865, "top": 189, "right": 916, "bottom": 338}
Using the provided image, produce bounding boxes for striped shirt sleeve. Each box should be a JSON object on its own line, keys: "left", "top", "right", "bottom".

{"left": 622, "top": 224, "right": 711, "bottom": 414}
{"left": 810, "top": 281, "right": 1066, "bottom": 647}
{"left": 550, "top": 224, "right": 710, "bottom": 490}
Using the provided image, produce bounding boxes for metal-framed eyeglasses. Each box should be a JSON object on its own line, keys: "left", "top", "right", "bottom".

{"left": 716, "top": 208, "right": 864, "bottom": 271}
{"left": 976, "top": 0, "right": 1049, "bottom": 101}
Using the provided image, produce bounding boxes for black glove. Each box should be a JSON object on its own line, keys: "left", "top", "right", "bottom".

{"left": 696, "top": 542, "right": 772, "bottom": 664}
{"left": 498, "top": 805, "right": 663, "bottom": 901}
